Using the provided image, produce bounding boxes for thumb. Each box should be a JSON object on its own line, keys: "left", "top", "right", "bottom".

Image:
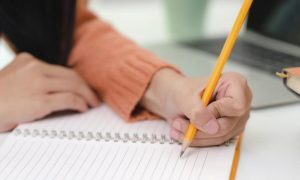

{"left": 188, "top": 102, "right": 219, "bottom": 135}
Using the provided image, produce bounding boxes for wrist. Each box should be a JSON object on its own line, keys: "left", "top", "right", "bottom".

{"left": 141, "top": 68, "right": 183, "bottom": 118}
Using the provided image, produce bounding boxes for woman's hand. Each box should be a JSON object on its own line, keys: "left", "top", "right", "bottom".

{"left": 0, "top": 53, "right": 100, "bottom": 132}
{"left": 142, "top": 69, "right": 252, "bottom": 147}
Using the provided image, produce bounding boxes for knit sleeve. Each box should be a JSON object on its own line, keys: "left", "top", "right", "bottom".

{"left": 68, "top": 0, "right": 179, "bottom": 121}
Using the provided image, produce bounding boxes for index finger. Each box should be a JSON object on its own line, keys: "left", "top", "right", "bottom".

{"left": 208, "top": 82, "right": 251, "bottom": 118}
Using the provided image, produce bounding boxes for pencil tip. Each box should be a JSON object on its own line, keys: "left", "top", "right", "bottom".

{"left": 180, "top": 151, "right": 184, "bottom": 158}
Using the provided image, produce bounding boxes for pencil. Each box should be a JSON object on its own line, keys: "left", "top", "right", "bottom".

{"left": 180, "top": 0, "right": 253, "bottom": 157}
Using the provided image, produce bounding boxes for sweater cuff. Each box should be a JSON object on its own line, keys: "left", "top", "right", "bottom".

{"left": 105, "top": 51, "right": 179, "bottom": 121}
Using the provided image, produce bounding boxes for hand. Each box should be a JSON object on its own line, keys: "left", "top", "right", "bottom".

{"left": 142, "top": 69, "right": 252, "bottom": 147}
{"left": 0, "top": 53, "right": 100, "bottom": 132}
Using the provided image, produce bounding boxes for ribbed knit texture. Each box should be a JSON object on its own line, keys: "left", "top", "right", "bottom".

{"left": 68, "top": 0, "right": 177, "bottom": 121}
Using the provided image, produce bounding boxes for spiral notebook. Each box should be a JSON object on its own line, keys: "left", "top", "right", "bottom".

{"left": 0, "top": 105, "right": 240, "bottom": 180}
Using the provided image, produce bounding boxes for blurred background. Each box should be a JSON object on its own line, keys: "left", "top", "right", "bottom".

{"left": 88, "top": 0, "right": 243, "bottom": 44}
{"left": 0, "top": 0, "right": 243, "bottom": 68}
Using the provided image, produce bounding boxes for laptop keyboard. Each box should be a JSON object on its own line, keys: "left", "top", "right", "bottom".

{"left": 184, "top": 38, "right": 300, "bottom": 74}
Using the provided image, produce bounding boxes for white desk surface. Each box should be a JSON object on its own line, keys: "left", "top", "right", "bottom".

{"left": 1, "top": 0, "right": 300, "bottom": 179}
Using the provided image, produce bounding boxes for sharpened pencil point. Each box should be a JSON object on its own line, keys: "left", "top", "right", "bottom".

{"left": 180, "top": 151, "right": 184, "bottom": 158}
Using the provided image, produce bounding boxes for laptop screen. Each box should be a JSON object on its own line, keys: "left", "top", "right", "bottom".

{"left": 247, "top": 0, "right": 300, "bottom": 46}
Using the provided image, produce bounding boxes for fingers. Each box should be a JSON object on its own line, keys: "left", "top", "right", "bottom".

{"left": 170, "top": 118, "right": 245, "bottom": 147}
{"left": 22, "top": 57, "right": 101, "bottom": 107}
{"left": 167, "top": 72, "right": 251, "bottom": 147}
{"left": 172, "top": 118, "right": 190, "bottom": 134}
{"left": 0, "top": 123, "right": 18, "bottom": 132}
{"left": 189, "top": 120, "right": 245, "bottom": 147}
{"left": 208, "top": 73, "right": 252, "bottom": 118}
{"left": 44, "top": 77, "right": 100, "bottom": 107}
{"left": 186, "top": 101, "right": 219, "bottom": 135}
{"left": 171, "top": 113, "right": 245, "bottom": 138}
{"left": 41, "top": 92, "right": 89, "bottom": 116}
{"left": 170, "top": 128, "right": 234, "bottom": 147}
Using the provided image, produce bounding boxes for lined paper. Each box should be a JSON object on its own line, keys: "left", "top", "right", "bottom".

{"left": 0, "top": 136, "right": 236, "bottom": 180}
{"left": 0, "top": 104, "right": 237, "bottom": 180}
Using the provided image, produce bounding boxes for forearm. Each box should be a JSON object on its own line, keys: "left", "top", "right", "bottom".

{"left": 69, "top": 0, "right": 180, "bottom": 121}
{"left": 140, "top": 68, "right": 183, "bottom": 119}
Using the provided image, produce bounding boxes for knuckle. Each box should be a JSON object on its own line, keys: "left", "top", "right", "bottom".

{"left": 64, "top": 94, "right": 79, "bottom": 105}
{"left": 232, "top": 103, "right": 246, "bottom": 115}
{"left": 23, "top": 60, "right": 41, "bottom": 72}
{"left": 27, "top": 59, "right": 40, "bottom": 67}
{"left": 17, "top": 52, "right": 33, "bottom": 60}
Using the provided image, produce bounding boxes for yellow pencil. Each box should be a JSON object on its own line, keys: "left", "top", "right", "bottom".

{"left": 180, "top": 0, "right": 253, "bottom": 157}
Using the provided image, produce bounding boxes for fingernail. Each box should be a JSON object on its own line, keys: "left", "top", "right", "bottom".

{"left": 203, "top": 120, "right": 219, "bottom": 134}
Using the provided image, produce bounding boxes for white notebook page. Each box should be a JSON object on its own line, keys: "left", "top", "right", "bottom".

{"left": 15, "top": 105, "right": 171, "bottom": 140}
{"left": 0, "top": 105, "right": 237, "bottom": 180}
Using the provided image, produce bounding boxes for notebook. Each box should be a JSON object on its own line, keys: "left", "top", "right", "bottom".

{"left": 0, "top": 105, "right": 240, "bottom": 180}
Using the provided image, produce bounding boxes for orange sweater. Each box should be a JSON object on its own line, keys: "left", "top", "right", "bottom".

{"left": 68, "top": 0, "right": 175, "bottom": 121}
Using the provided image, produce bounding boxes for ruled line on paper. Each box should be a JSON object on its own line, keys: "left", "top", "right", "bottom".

{"left": 168, "top": 154, "right": 181, "bottom": 179}
{"left": 0, "top": 139, "right": 18, "bottom": 163}
{"left": 128, "top": 148, "right": 147, "bottom": 180}
{"left": 178, "top": 155, "right": 189, "bottom": 180}
{"left": 42, "top": 143, "right": 69, "bottom": 179}
{"left": 0, "top": 105, "right": 238, "bottom": 180}
{"left": 0, "top": 140, "right": 24, "bottom": 172}
{"left": 31, "top": 143, "right": 59, "bottom": 180}
{"left": 13, "top": 143, "right": 42, "bottom": 179}
{"left": 63, "top": 145, "right": 86, "bottom": 179}
{"left": 140, "top": 148, "right": 156, "bottom": 179}
{"left": 187, "top": 151, "right": 200, "bottom": 180}
{"left": 149, "top": 148, "right": 165, "bottom": 180}
{"left": 0, "top": 140, "right": 28, "bottom": 177}
{"left": 118, "top": 147, "right": 138, "bottom": 179}
{"left": 81, "top": 145, "right": 105, "bottom": 179}
{"left": 158, "top": 148, "right": 173, "bottom": 179}
{"left": 90, "top": 146, "right": 112, "bottom": 179}
{"left": 198, "top": 151, "right": 209, "bottom": 179}
{"left": 3, "top": 141, "right": 34, "bottom": 179}
{"left": 99, "top": 146, "right": 122, "bottom": 179}
{"left": 71, "top": 145, "right": 95, "bottom": 179}
{"left": 23, "top": 143, "right": 51, "bottom": 180}
{"left": 110, "top": 147, "right": 129, "bottom": 180}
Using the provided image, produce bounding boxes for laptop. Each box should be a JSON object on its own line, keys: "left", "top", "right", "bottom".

{"left": 146, "top": 0, "right": 300, "bottom": 109}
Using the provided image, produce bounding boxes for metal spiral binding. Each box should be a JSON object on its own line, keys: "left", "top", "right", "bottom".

{"left": 12, "top": 128, "right": 176, "bottom": 144}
